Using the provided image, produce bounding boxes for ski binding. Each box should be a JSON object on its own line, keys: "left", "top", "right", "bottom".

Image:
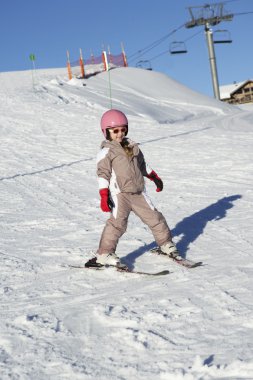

{"left": 150, "top": 247, "right": 202, "bottom": 268}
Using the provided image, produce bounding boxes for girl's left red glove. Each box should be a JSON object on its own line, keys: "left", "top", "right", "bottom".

{"left": 146, "top": 170, "right": 163, "bottom": 192}
{"left": 99, "top": 188, "right": 111, "bottom": 212}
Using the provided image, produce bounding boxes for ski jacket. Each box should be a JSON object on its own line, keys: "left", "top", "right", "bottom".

{"left": 96, "top": 138, "right": 152, "bottom": 195}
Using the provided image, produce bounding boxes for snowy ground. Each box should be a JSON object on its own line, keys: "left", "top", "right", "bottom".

{"left": 0, "top": 66, "right": 253, "bottom": 380}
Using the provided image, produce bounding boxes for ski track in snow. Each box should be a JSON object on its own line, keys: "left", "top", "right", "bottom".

{"left": 0, "top": 67, "right": 253, "bottom": 379}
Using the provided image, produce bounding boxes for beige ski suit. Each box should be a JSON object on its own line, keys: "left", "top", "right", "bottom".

{"left": 97, "top": 138, "right": 172, "bottom": 254}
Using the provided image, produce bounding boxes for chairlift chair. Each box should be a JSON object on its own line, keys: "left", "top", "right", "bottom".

{"left": 169, "top": 41, "right": 187, "bottom": 55}
{"left": 213, "top": 29, "right": 232, "bottom": 44}
{"left": 136, "top": 60, "right": 152, "bottom": 70}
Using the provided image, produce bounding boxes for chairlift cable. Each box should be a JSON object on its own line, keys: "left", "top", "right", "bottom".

{"left": 233, "top": 11, "right": 253, "bottom": 16}
{"left": 128, "top": 7, "right": 253, "bottom": 65}
{"left": 223, "top": 0, "right": 249, "bottom": 4}
{"left": 128, "top": 23, "right": 185, "bottom": 63}
{"left": 184, "top": 29, "right": 202, "bottom": 42}
{"left": 147, "top": 30, "right": 202, "bottom": 62}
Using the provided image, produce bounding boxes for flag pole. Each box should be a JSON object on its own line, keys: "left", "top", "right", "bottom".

{"left": 29, "top": 53, "right": 36, "bottom": 90}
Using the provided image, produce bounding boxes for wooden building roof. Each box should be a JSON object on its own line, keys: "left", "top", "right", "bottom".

{"left": 220, "top": 80, "right": 253, "bottom": 100}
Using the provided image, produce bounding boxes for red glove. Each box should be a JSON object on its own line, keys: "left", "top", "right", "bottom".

{"left": 146, "top": 170, "right": 163, "bottom": 192}
{"left": 99, "top": 188, "right": 111, "bottom": 212}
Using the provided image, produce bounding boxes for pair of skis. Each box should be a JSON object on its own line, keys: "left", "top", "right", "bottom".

{"left": 69, "top": 247, "right": 202, "bottom": 276}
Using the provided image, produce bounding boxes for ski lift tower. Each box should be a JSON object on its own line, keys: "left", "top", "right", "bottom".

{"left": 185, "top": 2, "right": 233, "bottom": 99}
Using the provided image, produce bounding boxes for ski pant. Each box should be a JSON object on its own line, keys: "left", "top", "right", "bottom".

{"left": 97, "top": 192, "right": 172, "bottom": 254}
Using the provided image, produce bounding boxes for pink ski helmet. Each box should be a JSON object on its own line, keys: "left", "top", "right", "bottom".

{"left": 100, "top": 109, "right": 128, "bottom": 138}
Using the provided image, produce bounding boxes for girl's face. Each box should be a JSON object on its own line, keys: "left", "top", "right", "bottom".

{"left": 109, "top": 126, "right": 127, "bottom": 143}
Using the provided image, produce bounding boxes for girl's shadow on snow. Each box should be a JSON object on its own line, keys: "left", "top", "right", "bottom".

{"left": 122, "top": 194, "right": 241, "bottom": 269}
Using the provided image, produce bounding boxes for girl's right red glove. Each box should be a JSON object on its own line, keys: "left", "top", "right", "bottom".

{"left": 146, "top": 171, "right": 163, "bottom": 192}
{"left": 99, "top": 188, "right": 111, "bottom": 212}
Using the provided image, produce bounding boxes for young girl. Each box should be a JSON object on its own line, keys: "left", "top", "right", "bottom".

{"left": 95, "top": 109, "right": 180, "bottom": 267}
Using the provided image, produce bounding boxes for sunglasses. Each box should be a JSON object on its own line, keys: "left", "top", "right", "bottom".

{"left": 109, "top": 126, "right": 127, "bottom": 134}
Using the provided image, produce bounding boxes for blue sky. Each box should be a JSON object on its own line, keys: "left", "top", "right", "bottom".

{"left": 1, "top": 0, "right": 252, "bottom": 97}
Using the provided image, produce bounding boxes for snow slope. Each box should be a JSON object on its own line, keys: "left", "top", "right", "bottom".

{"left": 0, "top": 66, "right": 253, "bottom": 380}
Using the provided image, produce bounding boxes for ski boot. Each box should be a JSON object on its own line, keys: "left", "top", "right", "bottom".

{"left": 160, "top": 241, "right": 181, "bottom": 259}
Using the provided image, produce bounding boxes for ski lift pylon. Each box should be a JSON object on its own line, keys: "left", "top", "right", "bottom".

{"left": 213, "top": 29, "right": 232, "bottom": 44}
{"left": 169, "top": 41, "right": 187, "bottom": 54}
